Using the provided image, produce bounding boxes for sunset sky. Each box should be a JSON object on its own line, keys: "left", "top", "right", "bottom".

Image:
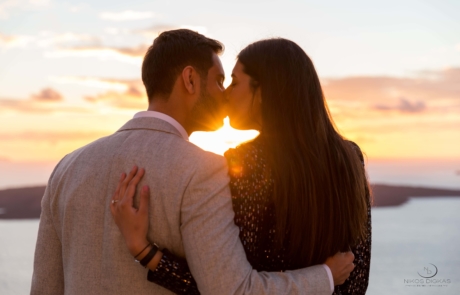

{"left": 0, "top": 0, "right": 459, "bottom": 189}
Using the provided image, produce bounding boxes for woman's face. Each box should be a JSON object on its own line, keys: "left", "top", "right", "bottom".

{"left": 225, "top": 61, "right": 262, "bottom": 130}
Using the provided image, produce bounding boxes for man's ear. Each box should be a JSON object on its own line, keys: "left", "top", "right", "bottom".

{"left": 181, "top": 66, "right": 200, "bottom": 95}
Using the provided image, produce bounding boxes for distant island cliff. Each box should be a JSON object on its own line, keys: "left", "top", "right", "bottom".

{"left": 0, "top": 184, "right": 460, "bottom": 219}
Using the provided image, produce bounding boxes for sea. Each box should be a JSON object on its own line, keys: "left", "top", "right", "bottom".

{"left": 0, "top": 197, "right": 459, "bottom": 295}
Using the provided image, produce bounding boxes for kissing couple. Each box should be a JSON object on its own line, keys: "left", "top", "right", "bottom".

{"left": 31, "top": 29, "right": 371, "bottom": 295}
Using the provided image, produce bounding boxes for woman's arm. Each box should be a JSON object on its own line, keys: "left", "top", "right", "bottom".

{"left": 111, "top": 165, "right": 355, "bottom": 294}
{"left": 146, "top": 249, "right": 199, "bottom": 294}
{"left": 110, "top": 166, "right": 200, "bottom": 294}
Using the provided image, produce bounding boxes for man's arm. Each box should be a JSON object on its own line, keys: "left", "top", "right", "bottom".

{"left": 30, "top": 166, "right": 64, "bottom": 295}
{"left": 180, "top": 152, "right": 332, "bottom": 295}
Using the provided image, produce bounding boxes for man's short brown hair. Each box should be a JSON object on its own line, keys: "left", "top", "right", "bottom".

{"left": 142, "top": 29, "right": 224, "bottom": 101}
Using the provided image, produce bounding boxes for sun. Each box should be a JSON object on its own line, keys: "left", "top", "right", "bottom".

{"left": 189, "top": 117, "right": 259, "bottom": 155}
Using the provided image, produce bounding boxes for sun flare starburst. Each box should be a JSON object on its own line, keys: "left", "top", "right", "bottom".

{"left": 190, "top": 117, "right": 259, "bottom": 155}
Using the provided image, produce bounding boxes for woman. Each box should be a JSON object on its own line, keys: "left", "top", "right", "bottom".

{"left": 112, "top": 38, "right": 372, "bottom": 294}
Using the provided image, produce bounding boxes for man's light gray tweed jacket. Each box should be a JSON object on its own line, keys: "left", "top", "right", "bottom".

{"left": 31, "top": 117, "right": 331, "bottom": 295}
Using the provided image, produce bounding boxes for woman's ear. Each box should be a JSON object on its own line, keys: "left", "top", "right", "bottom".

{"left": 181, "top": 66, "right": 199, "bottom": 95}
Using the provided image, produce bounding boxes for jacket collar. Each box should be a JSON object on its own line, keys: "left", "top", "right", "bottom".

{"left": 117, "top": 117, "right": 185, "bottom": 140}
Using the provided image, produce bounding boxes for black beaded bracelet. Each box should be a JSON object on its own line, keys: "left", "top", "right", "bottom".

{"left": 139, "top": 244, "right": 159, "bottom": 268}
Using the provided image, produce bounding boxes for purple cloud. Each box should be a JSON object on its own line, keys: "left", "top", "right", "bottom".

{"left": 374, "top": 98, "right": 426, "bottom": 113}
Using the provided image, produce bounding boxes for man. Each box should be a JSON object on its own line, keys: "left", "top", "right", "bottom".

{"left": 31, "top": 29, "right": 354, "bottom": 294}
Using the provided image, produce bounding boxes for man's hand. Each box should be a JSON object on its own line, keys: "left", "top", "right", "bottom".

{"left": 325, "top": 251, "right": 355, "bottom": 285}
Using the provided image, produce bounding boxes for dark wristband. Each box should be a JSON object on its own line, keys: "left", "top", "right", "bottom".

{"left": 134, "top": 243, "right": 151, "bottom": 259}
{"left": 139, "top": 244, "right": 159, "bottom": 268}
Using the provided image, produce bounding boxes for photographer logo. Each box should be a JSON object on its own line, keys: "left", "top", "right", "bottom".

{"left": 404, "top": 264, "right": 451, "bottom": 288}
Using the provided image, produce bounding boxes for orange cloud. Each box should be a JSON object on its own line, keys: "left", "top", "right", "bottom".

{"left": 320, "top": 68, "right": 460, "bottom": 159}
{"left": 0, "top": 32, "right": 16, "bottom": 43}
{"left": 373, "top": 98, "right": 426, "bottom": 113}
{"left": 31, "top": 88, "right": 63, "bottom": 102}
{"left": 45, "top": 44, "right": 148, "bottom": 64}
{"left": 51, "top": 76, "right": 130, "bottom": 90}
{"left": 135, "top": 24, "right": 208, "bottom": 39}
{"left": 50, "top": 76, "right": 148, "bottom": 110}
{"left": 40, "top": 25, "right": 206, "bottom": 63}
{"left": 66, "top": 44, "right": 148, "bottom": 58}
{"left": 135, "top": 24, "right": 178, "bottom": 38}
{"left": 0, "top": 156, "right": 10, "bottom": 162}
{"left": 0, "top": 32, "right": 33, "bottom": 47}
{"left": 0, "top": 87, "right": 91, "bottom": 114}
{"left": 84, "top": 78, "right": 147, "bottom": 109}
{"left": 0, "top": 131, "right": 107, "bottom": 143}
{"left": 0, "top": 98, "right": 91, "bottom": 114}
{"left": 323, "top": 67, "right": 460, "bottom": 113}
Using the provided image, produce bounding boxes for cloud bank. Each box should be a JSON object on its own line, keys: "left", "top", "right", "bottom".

{"left": 322, "top": 67, "right": 460, "bottom": 114}
{"left": 0, "top": 0, "right": 51, "bottom": 19}
{"left": 374, "top": 98, "right": 426, "bottom": 113}
{"left": 99, "top": 10, "right": 156, "bottom": 21}
{"left": 84, "top": 78, "right": 147, "bottom": 109}
{"left": 31, "top": 88, "right": 63, "bottom": 102}
{"left": 0, "top": 87, "right": 89, "bottom": 114}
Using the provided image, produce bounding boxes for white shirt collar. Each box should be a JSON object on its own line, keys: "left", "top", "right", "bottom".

{"left": 133, "top": 111, "right": 189, "bottom": 141}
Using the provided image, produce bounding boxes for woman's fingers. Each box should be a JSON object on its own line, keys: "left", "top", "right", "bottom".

{"left": 112, "top": 173, "right": 126, "bottom": 203}
{"left": 122, "top": 168, "right": 145, "bottom": 208}
{"left": 110, "top": 172, "right": 126, "bottom": 214}
{"left": 119, "top": 166, "right": 138, "bottom": 202}
{"left": 110, "top": 197, "right": 116, "bottom": 217}
{"left": 110, "top": 173, "right": 126, "bottom": 220}
{"left": 139, "top": 185, "right": 150, "bottom": 215}
{"left": 111, "top": 166, "right": 146, "bottom": 212}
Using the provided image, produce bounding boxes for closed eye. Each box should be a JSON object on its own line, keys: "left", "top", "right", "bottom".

{"left": 217, "top": 76, "right": 225, "bottom": 88}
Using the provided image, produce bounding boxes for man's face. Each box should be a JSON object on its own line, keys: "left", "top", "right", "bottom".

{"left": 189, "top": 53, "right": 227, "bottom": 132}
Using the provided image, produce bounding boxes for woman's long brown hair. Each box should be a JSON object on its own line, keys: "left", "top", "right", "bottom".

{"left": 238, "top": 38, "right": 369, "bottom": 268}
